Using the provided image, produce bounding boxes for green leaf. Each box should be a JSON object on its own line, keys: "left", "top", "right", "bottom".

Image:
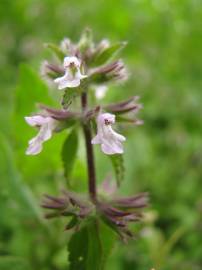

{"left": 89, "top": 72, "right": 109, "bottom": 84}
{"left": 109, "top": 154, "right": 124, "bottom": 186}
{"left": 65, "top": 216, "right": 79, "bottom": 230}
{"left": 68, "top": 225, "right": 89, "bottom": 270}
{"left": 13, "top": 64, "right": 61, "bottom": 174}
{"left": 99, "top": 213, "right": 122, "bottom": 238}
{"left": 61, "top": 128, "right": 78, "bottom": 184}
{"left": 61, "top": 88, "right": 81, "bottom": 109}
{"left": 0, "top": 132, "right": 45, "bottom": 225}
{"left": 91, "top": 42, "right": 127, "bottom": 67}
{"left": 98, "top": 221, "right": 116, "bottom": 268}
{"left": 68, "top": 219, "right": 116, "bottom": 270}
{"left": 15, "top": 64, "right": 54, "bottom": 118}
{"left": 86, "top": 221, "right": 102, "bottom": 270}
{"left": 68, "top": 220, "right": 102, "bottom": 270}
{"left": 154, "top": 226, "right": 186, "bottom": 269}
{"left": 14, "top": 63, "right": 66, "bottom": 167}
{"left": 0, "top": 257, "right": 30, "bottom": 270}
{"left": 45, "top": 43, "right": 66, "bottom": 61}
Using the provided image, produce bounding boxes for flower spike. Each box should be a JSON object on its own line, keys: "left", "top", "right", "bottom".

{"left": 24, "top": 31, "right": 148, "bottom": 249}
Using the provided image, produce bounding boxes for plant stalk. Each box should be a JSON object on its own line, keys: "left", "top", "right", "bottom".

{"left": 81, "top": 92, "right": 97, "bottom": 202}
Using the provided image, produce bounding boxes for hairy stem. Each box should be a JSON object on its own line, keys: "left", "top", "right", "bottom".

{"left": 81, "top": 92, "right": 97, "bottom": 202}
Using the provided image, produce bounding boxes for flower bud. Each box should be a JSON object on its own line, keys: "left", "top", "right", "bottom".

{"left": 89, "top": 60, "right": 128, "bottom": 84}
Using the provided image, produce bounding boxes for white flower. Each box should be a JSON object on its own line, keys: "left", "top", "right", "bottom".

{"left": 95, "top": 85, "right": 108, "bottom": 100}
{"left": 92, "top": 113, "right": 126, "bottom": 155}
{"left": 54, "top": 56, "right": 87, "bottom": 89}
{"left": 25, "top": 115, "right": 57, "bottom": 155}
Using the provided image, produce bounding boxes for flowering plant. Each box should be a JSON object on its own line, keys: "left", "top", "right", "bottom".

{"left": 25, "top": 29, "right": 148, "bottom": 268}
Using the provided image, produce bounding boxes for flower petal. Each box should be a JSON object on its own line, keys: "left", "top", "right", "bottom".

{"left": 75, "top": 70, "right": 87, "bottom": 80}
{"left": 26, "top": 137, "right": 42, "bottom": 155}
{"left": 92, "top": 113, "right": 125, "bottom": 155}
{"left": 38, "top": 124, "right": 52, "bottom": 142}
{"left": 101, "top": 140, "right": 124, "bottom": 155}
{"left": 54, "top": 56, "right": 87, "bottom": 89}
{"left": 54, "top": 75, "right": 81, "bottom": 89}
{"left": 25, "top": 116, "right": 57, "bottom": 155}
{"left": 25, "top": 116, "right": 48, "bottom": 126}
{"left": 63, "top": 56, "right": 81, "bottom": 68}
{"left": 111, "top": 130, "right": 126, "bottom": 142}
{"left": 91, "top": 134, "right": 101, "bottom": 144}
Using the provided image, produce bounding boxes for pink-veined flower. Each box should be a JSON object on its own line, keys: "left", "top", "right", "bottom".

{"left": 54, "top": 56, "right": 87, "bottom": 89}
{"left": 92, "top": 113, "right": 126, "bottom": 155}
{"left": 25, "top": 115, "right": 57, "bottom": 155}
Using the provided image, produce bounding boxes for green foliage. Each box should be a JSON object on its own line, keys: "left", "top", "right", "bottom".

{"left": 62, "top": 128, "right": 78, "bottom": 184}
{"left": 0, "top": 133, "right": 44, "bottom": 224}
{"left": 61, "top": 88, "right": 81, "bottom": 109}
{"left": 68, "top": 221, "right": 101, "bottom": 270}
{"left": 0, "top": 257, "right": 29, "bottom": 270}
{"left": 90, "top": 42, "right": 126, "bottom": 67}
{"left": 13, "top": 63, "right": 64, "bottom": 180}
{"left": 65, "top": 216, "right": 79, "bottom": 230}
{"left": 109, "top": 154, "right": 124, "bottom": 186}
{"left": 45, "top": 43, "right": 66, "bottom": 61}
{"left": 15, "top": 64, "right": 54, "bottom": 117}
{"left": 99, "top": 221, "right": 116, "bottom": 268}
{"left": 68, "top": 219, "right": 116, "bottom": 270}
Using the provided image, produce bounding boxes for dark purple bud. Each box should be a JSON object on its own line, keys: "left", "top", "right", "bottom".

{"left": 41, "top": 203, "right": 65, "bottom": 210}
{"left": 44, "top": 194, "right": 68, "bottom": 204}
{"left": 45, "top": 212, "right": 61, "bottom": 219}
{"left": 40, "top": 61, "right": 64, "bottom": 81}
{"left": 41, "top": 194, "right": 69, "bottom": 210}
{"left": 123, "top": 213, "right": 142, "bottom": 222}
{"left": 89, "top": 60, "right": 128, "bottom": 84}
{"left": 112, "top": 192, "right": 149, "bottom": 209}
{"left": 85, "top": 106, "right": 101, "bottom": 120}
{"left": 38, "top": 104, "right": 80, "bottom": 120}
{"left": 101, "top": 204, "right": 131, "bottom": 217}
{"left": 96, "top": 192, "right": 148, "bottom": 241}
{"left": 104, "top": 96, "right": 142, "bottom": 114}
{"left": 41, "top": 190, "right": 94, "bottom": 225}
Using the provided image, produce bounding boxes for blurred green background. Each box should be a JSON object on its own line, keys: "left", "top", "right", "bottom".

{"left": 0, "top": 0, "right": 202, "bottom": 269}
